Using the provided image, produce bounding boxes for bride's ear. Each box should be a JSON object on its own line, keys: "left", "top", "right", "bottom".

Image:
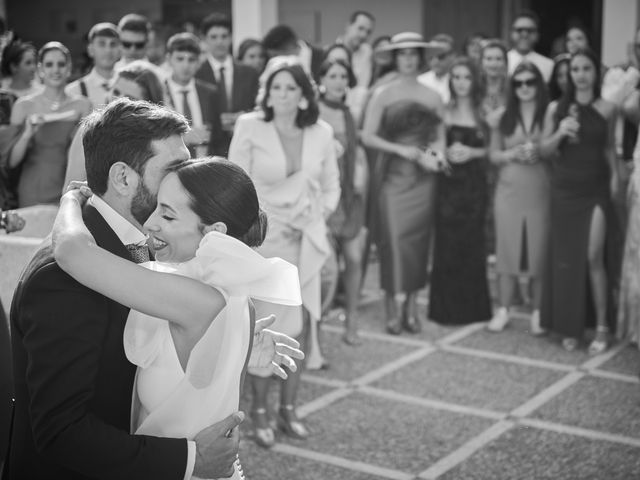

{"left": 202, "top": 222, "right": 227, "bottom": 235}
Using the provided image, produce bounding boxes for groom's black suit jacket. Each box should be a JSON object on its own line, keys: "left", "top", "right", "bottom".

{"left": 4, "top": 204, "right": 187, "bottom": 480}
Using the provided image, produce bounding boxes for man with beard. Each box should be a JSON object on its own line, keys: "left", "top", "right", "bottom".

{"left": 4, "top": 98, "right": 302, "bottom": 480}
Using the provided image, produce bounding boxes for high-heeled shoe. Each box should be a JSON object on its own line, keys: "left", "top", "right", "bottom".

{"left": 385, "top": 295, "right": 402, "bottom": 335}
{"left": 277, "top": 405, "right": 310, "bottom": 440}
{"left": 252, "top": 408, "right": 275, "bottom": 448}
{"left": 588, "top": 326, "right": 609, "bottom": 355}
{"left": 562, "top": 337, "right": 578, "bottom": 352}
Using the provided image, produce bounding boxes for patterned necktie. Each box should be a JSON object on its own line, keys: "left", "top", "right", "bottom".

{"left": 181, "top": 89, "right": 192, "bottom": 123}
{"left": 126, "top": 243, "right": 150, "bottom": 264}
{"left": 218, "top": 66, "right": 228, "bottom": 112}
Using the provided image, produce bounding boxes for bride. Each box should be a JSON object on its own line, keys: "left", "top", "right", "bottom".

{"left": 53, "top": 157, "right": 302, "bottom": 479}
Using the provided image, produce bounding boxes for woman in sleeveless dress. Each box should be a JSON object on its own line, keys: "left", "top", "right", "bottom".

{"left": 362, "top": 32, "right": 447, "bottom": 335}
{"left": 53, "top": 158, "right": 303, "bottom": 480}
{"left": 318, "top": 58, "right": 368, "bottom": 345}
{"left": 229, "top": 57, "right": 340, "bottom": 448}
{"left": 487, "top": 61, "right": 550, "bottom": 334}
{"left": 429, "top": 57, "right": 492, "bottom": 326}
{"left": 540, "top": 48, "right": 619, "bottom": 353}
{"left": 8, "top": 42, "right": 90, "bottom": 207}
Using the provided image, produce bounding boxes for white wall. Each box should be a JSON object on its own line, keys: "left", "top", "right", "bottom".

{"left": 278, "top": 0, "right": 423, "bottom": 46}
{"left": 602, "top": 0, "right": 638, "bottom": 66}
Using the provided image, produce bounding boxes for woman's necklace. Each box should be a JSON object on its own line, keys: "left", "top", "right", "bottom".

{"left": 42, "top": 92, "right": 67, "bottom": 111}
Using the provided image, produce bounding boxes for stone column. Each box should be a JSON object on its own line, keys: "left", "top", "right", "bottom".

{"left": 232, "top": 0, "right": 279, "bottom": 54}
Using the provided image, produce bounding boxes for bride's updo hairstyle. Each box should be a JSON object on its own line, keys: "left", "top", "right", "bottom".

{"left": 166, "top": 157, "right": 268, "bottom": 247}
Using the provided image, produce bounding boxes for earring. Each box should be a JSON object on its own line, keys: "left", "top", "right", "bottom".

{"left": 298, "top": 98, "right": 309, "bottom": 110}
{"left": 318, "top": 85, "right": 326, "bottom": 95}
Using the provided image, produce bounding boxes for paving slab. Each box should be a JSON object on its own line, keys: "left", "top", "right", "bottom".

{"left": 531, "top": 376, "right": 640, "bottom": 438}
{"left": 239, "top": 439, "right": 391, "bottom": 480}
{"left": 438, "top": 424, "right": 640, "bottom": 480}
{"left": 278, "top": 391, "right": 493, "bottom": 475}
{"left": 372, "top": 350, "right": 565, "bottom": 412}
{"left": 598, "top": 345, "right": 640, "bottom": 377}
{"left": 307, "top": 329, "right": 423, "bottom": 382}
{"left": 454, "top": 317, "right": 591, "bottom": 366}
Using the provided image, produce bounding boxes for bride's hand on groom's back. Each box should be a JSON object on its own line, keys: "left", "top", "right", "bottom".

{"left": 193, "top": 411, "right": 244, "bottom": 478}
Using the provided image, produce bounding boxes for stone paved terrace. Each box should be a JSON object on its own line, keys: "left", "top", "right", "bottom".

{"left": 237, "top": 261, "right": 640, "bottom": 480}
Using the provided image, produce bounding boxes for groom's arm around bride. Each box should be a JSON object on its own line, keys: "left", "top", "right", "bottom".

{"left": 4, "top": 204, "right": 241, "bottom": 480}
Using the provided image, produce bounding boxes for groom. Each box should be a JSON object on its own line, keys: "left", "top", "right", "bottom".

{"left": 4, "top": 98, "right": 302, "bottom": 479}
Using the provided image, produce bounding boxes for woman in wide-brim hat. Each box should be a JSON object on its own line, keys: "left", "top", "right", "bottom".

{"left": 361, "top": 32, "right": 449, "bottom": 335}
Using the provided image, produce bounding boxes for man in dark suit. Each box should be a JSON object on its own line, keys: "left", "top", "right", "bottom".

{"left": 4, "top": 99, "right": 242, "bottom": 480}
{"left": 195, "top": 13, "right": 259, "bottom": 150}
{"left": 164, "top": 32, "right": 226, "bottom": 157}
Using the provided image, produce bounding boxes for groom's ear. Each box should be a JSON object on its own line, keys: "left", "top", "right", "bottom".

{"left": 202, "top": 222, "right": 227, "bottom": 235}
{"left": 108, "top": 162, "right": 137, "bottom": 196}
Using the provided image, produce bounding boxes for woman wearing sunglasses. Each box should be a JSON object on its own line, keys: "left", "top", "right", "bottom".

{"left": 540, "top": 48, "right": 619, "bottom": 353}
{"left": 487, "top": 61, "right": 550, "bottom": 334}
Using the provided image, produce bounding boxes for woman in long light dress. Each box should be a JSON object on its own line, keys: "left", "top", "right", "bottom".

{"left": 53, "top": 158, "right": 302, "bottom": 479}
{"left": 229, "top": 56, "right": 340, "bottom": 448}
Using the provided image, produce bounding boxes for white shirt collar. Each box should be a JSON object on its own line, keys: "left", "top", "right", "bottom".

{"left": 207, "top": 54, "right": 232, "bottom": 72}
{"left": 89, "top": 195, "right": 147, "bottom": 246}
{"left": 167, "top": 77, "right": 196, "bottom": 94}
{"left": 85, "top": 67, "right": 113, "bottom": 87}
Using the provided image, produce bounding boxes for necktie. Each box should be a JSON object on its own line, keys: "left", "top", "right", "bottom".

{"left": 181, "top": 89, "right": 192, "bottom": 123}
{"left": 218, "top": 66, "right": 228, "bottom": 112}
{"left": 126, "top": 243, "right": 150, "bottom": 264}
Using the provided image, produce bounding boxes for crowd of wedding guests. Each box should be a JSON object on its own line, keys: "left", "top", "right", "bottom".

{"left": 1, "top": 7, "right": 640, "bottom": 453}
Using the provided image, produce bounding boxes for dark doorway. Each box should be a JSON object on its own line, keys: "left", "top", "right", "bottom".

{"left": 162, "top": 0, "right": 231, "bottom": 31}
{"left": 528, "top": 0, "right": 603, "bottom": 58}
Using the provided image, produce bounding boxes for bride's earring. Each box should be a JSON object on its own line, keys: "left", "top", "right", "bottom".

{"left": 298, "top": 98, "right": 308, "bottom": 111}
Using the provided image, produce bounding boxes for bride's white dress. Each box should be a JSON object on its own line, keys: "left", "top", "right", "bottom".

{"left": 123, "top": 232, "right": 301, "bottom": 480}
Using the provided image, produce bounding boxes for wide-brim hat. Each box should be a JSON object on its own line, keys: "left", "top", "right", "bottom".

{"left": 375, "top": 32, "right": 448, "bottom": 59}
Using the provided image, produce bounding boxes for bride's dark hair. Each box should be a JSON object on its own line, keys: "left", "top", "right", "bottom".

{"left": 166, "top": 157, "right": 267, "bottom": 247}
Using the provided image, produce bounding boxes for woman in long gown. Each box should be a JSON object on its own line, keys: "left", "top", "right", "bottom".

{"left": 229, "top": 57, "right": 340, "bottom": 448}
{"left": 540, "top": 48, "right": 619, "bottom": 353}
{"left": 617, "top": 131, "right": 640, "bottom": 348}
{"left": 487, "top": 61, "right": 551, "bottom": 334}
{"left": 53, "top": 158, "right": 302, "bottom": 480}
{"left": 8, "top": 41, "right": 90, "bottom": 207}
{"left": 362, "top": 32, "right": 446, "bottom": 334}
{"left": 429, "top": 57, "right": 492, "bottom": 326}
{"left": 318, "top": 58, "right": 368, "bottom": 345}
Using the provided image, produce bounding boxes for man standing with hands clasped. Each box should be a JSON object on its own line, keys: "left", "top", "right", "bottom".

{"left": 4, "top": 98, "right": 303, "bottom": 480}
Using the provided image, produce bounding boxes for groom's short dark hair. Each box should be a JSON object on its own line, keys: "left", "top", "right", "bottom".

{"left": 82, "top": 98, "right": 189, "bottom": 195}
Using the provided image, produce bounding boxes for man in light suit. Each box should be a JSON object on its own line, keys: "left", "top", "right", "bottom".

{"left": 164, "top": 32, "right": 226, "bottom": 157}
{"left": 196, "top": 13, "right": 259, "bottom": 151}
{"left": 4, "top": 98, "right": 303, "bottom": 480}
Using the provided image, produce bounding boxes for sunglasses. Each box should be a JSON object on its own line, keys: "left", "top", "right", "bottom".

{"left": 122, "top": 41, "right": 146, "bottom": 50}
{"left": 513, "top": 27, "right": 537, "bottom": 35}
{"left": 513, "top": 78, "right": 536, "bottom": 88}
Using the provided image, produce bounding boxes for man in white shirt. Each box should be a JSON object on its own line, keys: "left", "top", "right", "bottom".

{"left": 66, "top": 23, "right": 120, "bottom": 109}
{"left": 507, "top": 10, "right": 554, "bottom": 82}
{"left": 195, "top": 13, "right": 258, "bottom": 150}
{"left": 336, "top": 11, "right": 375, "bottom": 88}
{"left": 418, "top": 34, "right": 455, "bottom": 104}
{"left": 164, "top": 33, "right": 225, "bottom": 157}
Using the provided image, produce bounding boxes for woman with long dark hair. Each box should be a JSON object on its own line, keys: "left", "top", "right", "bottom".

{"left": 548, "top": 53, "right": 571, "bottom": 102}
{"left": 229, "top": 57, "right": 340, "bottom": 447}
{"left": 318, "top": 58, "right": 368, "bottom": 345}
{"left": 487, "top": 61, "right": 550, "bottom": 333}
{"left": 1, "top": 40, "right": 39, "bottom": 98}
{"left": 429, "top": 57, "right": 492, "bottom": 325}
{"left": 540, "top": 48, "right": 619, "bottom": 353}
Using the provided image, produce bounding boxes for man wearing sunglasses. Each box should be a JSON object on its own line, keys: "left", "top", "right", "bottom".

{"left": 114, "top": 13, "right": 166, "bottom": 81}
{"left": 417, "top": 33, "right": 454, "bottom": 103}
{"left": 507, "top": 10, "right": 553, "bottom": 82}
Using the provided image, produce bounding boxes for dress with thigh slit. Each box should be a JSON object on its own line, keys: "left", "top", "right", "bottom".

{"left": 541, "top": 103, "right": 616, "bottom": 338}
